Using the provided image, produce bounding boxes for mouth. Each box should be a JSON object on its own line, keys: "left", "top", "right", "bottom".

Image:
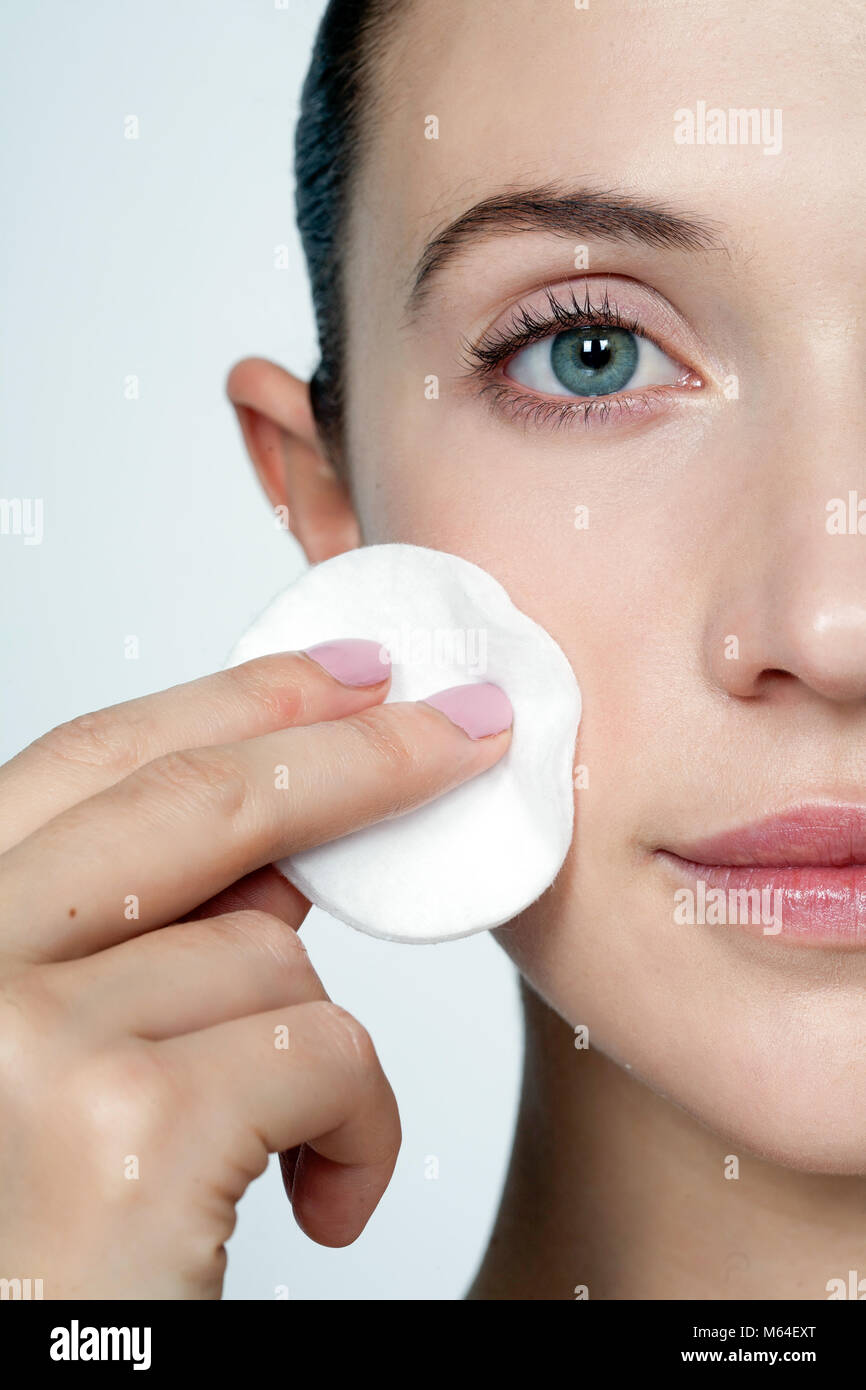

{"left": 655, "top": 803, "right": 866, "bottom": 946}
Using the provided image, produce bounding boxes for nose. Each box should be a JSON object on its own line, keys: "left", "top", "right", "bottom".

{"left": 706, "top": 487, "right": 866, "bottom": 706}
{"left": 718, "top": 594, "right": 866, "bottom": 703}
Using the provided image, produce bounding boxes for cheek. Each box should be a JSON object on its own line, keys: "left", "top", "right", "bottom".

{"left": 350, "top": 403, "right": 741, "bottom": 1129}
{"left": 351, "top": 404, "right": 689, "bottom": 977}
{"left": 350, "top": 397, "right": 866, "bottom": 1174}
{"left": 352, "top": 419, "right": 672, "bottom": 1053}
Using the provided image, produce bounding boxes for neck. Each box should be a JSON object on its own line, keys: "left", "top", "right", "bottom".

{"left": 468, "top": 978, "right": 866, "bottom": 1300}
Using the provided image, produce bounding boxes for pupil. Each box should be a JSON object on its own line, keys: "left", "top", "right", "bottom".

{"left": 580, "top": 336, "right": 611, "bottom": 369}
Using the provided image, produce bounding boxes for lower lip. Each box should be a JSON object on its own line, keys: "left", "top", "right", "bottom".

{"left": 656, "top": 854, "right": 866, "bottom": 946}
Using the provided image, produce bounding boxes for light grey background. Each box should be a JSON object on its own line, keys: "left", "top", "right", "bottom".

{"left": 0, "top": 1, "right": 522, "bottom": 1299}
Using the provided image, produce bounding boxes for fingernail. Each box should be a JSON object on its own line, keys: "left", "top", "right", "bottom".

{"left": 303, "top": 638, "right": 391, "bottom": 687}
{"left": 421, "top": 682, "right": 513, "bottom": 740}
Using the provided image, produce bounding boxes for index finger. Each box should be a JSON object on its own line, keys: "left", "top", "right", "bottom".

{"left": 0, "top": 644, "right": 391, "bottom": 852}
{"left": 0, "top": 688, "right": 512, "bottom": 961}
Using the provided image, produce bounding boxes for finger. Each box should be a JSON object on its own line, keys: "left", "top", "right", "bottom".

{"left": 2, "top": 687, "right": 513, "bottom": 960}
{"left": 289, "top": 1143, "right": 393, "bottom": 1248}
{"left": 0, "top": 646, "right": 391, "bottom": 852}
{"left": 179, "top": 865, "right": 309, "bottom": 927}
{"left": 48, "top": 909, "right": 329, "bottom": 1041}
{"left": 163, "top": 999, "right": 401, "bottom": 1246}
{"left": 278, "top": 1145, "right": 301, "bottom": 1199}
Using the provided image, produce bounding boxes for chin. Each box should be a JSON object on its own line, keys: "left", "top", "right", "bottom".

{"left": 680, "top": 1042, "right": 866, "bottom": 1177}
{"left": 498, "top": 891, "right": 866, "bottom": 1178}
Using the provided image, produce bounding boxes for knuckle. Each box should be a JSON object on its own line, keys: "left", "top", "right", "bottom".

{"left": 390, "top": 1101, "right": 403, "bottom": 1154}
{"left": 136, "top": 747, "right": 250, "bottom": 822}
{"left": 212, "top": 910, "right": 309, "bottom": 973}
{"left": 374, "top": 1090, "right": 403, "bottom": 1169}
{"left": 343, "top": 706, "right": 420, "bottom": 783}
{"left": 35, "top": 709, "right": 146, "bottom": 780}
{"left": 70, "top": 1043, "right": 185, "bottom": 1149}
{"left": 0, "top": 970, "right": 64, "bottom": 1085}
{"left": 178, "top": 1242, "right": 228, "bottom": 1300}
{"left": 316, "top": 1002, "right": 379, "bottom": 1076}
{"left": 222, "top": 657, "right": 306, "bottom": 728}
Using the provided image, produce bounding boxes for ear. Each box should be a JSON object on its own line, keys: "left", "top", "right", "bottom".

{"left": 225, "top": 356, "right": 360, "bottom": 563}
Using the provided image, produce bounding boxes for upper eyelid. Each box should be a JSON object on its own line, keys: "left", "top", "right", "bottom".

{"left": 458, "top": 276, "right": 705, "bottom": 380}
{"left": 462, "top": 293, "right": 672, "bottom": 376}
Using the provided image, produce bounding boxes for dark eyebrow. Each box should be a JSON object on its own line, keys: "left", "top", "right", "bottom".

{"left": 405, "top": 184, "right": 725, "bottom": 318}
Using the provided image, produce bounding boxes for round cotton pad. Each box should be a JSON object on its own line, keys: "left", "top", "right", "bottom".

{"left": 228, "top": 544, "right": 581, "bottom": 944}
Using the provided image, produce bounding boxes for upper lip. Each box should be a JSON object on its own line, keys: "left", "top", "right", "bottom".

{"left": 661, "top": 804, "right": 866, "bottom": 868}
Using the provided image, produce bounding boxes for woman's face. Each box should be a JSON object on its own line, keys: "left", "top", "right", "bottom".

{"left": 342, "top": 0, "right": 866, "bottom": 1170}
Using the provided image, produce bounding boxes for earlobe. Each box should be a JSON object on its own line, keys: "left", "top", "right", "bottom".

{"left": 225, "top": 356, "right": 360, "bottom": 564}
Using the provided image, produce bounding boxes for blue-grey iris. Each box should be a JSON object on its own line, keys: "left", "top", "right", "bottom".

{"left": 549, "top": 327, "right": 639, "bottom": 397}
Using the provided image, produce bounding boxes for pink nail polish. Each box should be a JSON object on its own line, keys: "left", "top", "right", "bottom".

{"left": 303, "top": 638, "right": 391, "bottom": 687}
{"left": 422, "top": 682, "right": 513, "bottom": 740}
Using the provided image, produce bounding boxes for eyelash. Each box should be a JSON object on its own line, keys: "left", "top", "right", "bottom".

{"left": 459, "top": 284, "right": 696, "bottom": 430}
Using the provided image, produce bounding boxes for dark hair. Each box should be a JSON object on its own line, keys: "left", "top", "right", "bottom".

{"left": 294, "top": 0, "right": 406, "bottom": 470}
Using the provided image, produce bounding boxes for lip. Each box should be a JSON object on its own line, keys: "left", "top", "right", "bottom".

{"left": 656, "top": 804, "right": 866, "bottom": 946}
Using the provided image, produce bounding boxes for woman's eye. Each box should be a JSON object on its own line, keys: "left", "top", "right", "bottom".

{"left": 505, "top": 326, "right": 683, "bottom": 398}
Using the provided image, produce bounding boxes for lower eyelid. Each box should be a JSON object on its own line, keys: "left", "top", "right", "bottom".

{"left": 477, "top": 379, "right": 701, "bottom": 433}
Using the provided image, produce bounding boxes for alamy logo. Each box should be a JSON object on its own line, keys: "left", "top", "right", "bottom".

{"left": 674, "top": 101, "right": 782, "bottom": 155}
{"left": 674, "top": 881, "right": 783, "bottom": 935}
{"left": 826, "top": 1270, "right": 866, "bottom": 1299}
{"left": 826, "top": 492, "right": 866, "bottom": 534}
{"left": 0, "top": 497, "right": 43, "bottom": 545}
{"left": 376, "top": 625, "right": 488, "bottom": 678}
{"left": 0, "top": 1277, "right": 43, "bottom": 1299}
{"left": 49, "top": 1320, "right": 152, "bottom": 1371}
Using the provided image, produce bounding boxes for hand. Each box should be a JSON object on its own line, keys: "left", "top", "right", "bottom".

{"left": 0, "top": 645, "right": 511, "bottom": 1298}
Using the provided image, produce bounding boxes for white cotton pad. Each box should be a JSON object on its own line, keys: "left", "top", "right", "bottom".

{"left": 228, "top": 544, "right": 581, "bottom": 944}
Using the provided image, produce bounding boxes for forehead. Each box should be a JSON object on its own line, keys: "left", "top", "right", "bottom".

{"left": 349, "top": 0, "right": 861, "bottom": 322}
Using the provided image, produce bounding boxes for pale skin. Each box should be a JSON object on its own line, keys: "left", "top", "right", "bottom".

{"left": 232, "top": 0, "right": 866, "bottom": 1300}
{"left": 0, "top": 659, "right": 511, "bottom": 1298}
{"left": 3, "top": 0, "right": 865, "bottom": 1300}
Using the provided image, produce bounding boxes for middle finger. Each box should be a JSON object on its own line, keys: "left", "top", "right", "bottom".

{"left": 1, "top": 689, "right": 512, "bottom": 960}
